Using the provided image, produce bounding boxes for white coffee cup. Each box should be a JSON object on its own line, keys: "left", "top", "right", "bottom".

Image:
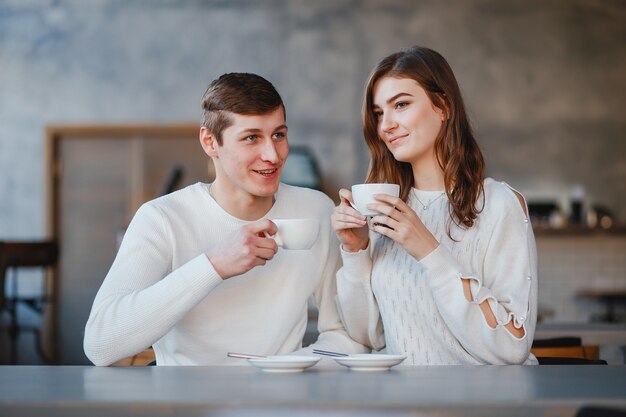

{"left": 267, "top": 218, "right": 320, "bottom": 250}
{"left": 351, "top": 183, "right": 400, "bottom": 216}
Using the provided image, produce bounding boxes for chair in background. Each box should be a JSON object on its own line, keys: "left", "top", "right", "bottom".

{"left": 537, "top": 357, "right": 607, "bottom": 365}
{"left": 0, "top": 241, "right": 59, "bottom": 364}
{"left": 112, "top": 347, "right": 156, "bottom": 366}
{"left": 531, "top": 336, "right": 607, "bottom": 365}
{"left": 576, "top": 406, "right": 626, "bottom": 417}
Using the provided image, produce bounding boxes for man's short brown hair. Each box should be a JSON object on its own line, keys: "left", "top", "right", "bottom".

{"left": 201, "top": 73, "right": 285, "bottom": 145}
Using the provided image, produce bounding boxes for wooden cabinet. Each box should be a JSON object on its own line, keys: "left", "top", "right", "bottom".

{"left": 46, "top": 125, "right": 213, "bottom": 364}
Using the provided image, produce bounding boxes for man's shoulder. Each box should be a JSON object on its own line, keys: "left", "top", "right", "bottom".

{"left": 145, "top": 182, "right": 208, "bottom": 212}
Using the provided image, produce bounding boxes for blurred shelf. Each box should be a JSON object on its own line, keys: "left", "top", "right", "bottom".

{"left": 533, "top": 225, "right": 626, "bottom": 237}
{"left": 535, "top": 322, "right": 626, "bottom": 346}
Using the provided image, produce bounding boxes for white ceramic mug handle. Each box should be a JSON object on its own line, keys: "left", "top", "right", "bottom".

{"left": 263, "top": 231, "right": 284, "bottom": 248}
{"left": 349, "top": 201, "right": 360, "bottom": 211}
{"left": 350, "top": 201, "right": 370, "bottom": 216}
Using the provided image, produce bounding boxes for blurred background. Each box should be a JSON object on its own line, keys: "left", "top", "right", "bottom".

{"left": 0, "top": 0, "right": 625, "bottom": 365}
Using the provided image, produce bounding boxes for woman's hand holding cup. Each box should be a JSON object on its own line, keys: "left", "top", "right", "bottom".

{"left": 331, "top": 188, "right": 369, "bottom": 253}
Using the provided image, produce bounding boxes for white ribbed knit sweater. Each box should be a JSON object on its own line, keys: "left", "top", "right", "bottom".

{"left": 337, "top": 178, "right": 538, "bottom": 365}
{"left": 84, "top": 182, "right": 366, "bottom": 366}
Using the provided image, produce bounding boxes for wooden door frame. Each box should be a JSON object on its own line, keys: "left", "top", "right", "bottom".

{"left": 44, "top": 124, "right": 201, "bottom": 363}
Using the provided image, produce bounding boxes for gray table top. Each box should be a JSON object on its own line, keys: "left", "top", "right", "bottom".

{"left": 1, "top": 365, "right": 625, "bottom": 417}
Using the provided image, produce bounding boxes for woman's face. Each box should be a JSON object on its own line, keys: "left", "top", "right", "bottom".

{"left": 372, "top": 76, "right": 444, "bottom": 166}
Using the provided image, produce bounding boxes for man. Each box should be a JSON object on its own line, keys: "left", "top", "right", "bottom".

{"left": 83, "top": 73, "right": 366, "bottom": 365}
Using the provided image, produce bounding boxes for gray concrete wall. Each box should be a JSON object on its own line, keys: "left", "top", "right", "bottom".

{"left": 1, "top": 0, "right": 625, "bottom": 237}
{"left": 1, "top": 1, "right": 625, "bottom": 363}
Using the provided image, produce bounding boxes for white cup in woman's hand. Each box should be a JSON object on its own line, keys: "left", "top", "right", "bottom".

{"left": 351, "top": 183, "right": 400, "bottom": 216}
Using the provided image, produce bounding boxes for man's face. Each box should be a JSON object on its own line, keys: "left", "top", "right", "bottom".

{"left": 208, "top": 107, "right": 289, "bottom": 200}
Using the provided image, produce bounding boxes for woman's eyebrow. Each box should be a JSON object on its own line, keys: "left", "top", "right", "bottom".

{"left": 385, "top": 92, "right": 413, "bottom": 104}
{"left": 374, "top": 92, "right": 414, "bottom": 108}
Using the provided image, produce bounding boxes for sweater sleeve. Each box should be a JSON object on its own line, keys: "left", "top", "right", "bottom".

{"left": 299, "top": 204, "right": 370, "bottom": 356}
{"left": 420, "top": 189, "right": 538, "bottom": 364}
{"left": 335, "top": 238, "right": 386, "bottom": 351}
{"left": 83, "top": 202, "right": 224, "bottom": 366}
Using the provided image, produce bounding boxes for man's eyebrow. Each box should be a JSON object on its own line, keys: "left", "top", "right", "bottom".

{"left": 373, "top": 92, "right": 414, "bottom": 108}
{"left": 235, "top": 128, "right": 263, "bottom": 135}
{"left": 235, "top": 125, "right": 288, "bottom": 135}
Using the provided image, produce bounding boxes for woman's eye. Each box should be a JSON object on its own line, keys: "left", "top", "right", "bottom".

{"left": 373, "top": 111, "right": 383, "bottom": 119}
{"left": 395, "top": 101, "right": 408, "bottom": 109}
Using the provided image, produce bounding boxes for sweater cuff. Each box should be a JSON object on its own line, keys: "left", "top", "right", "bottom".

{"left": 339, "top": 245, "right": 372, "bottom": 284}
{"left": 183, "top": 254, "right": 224, "bottom": 293}
{"left": 419, "top": 244, "right": 464, "bottom": 292}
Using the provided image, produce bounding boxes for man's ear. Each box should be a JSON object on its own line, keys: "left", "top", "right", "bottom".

{"left": 199, "top": 127, "right": 219, "bottom": 158}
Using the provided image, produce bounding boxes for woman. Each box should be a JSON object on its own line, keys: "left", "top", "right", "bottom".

{"left": 333, "top": 46, "right": 537, "bottom": 365}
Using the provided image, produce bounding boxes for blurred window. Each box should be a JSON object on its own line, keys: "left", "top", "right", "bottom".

{"left": 280, "top": 146, "right": 321, "bottom": 190}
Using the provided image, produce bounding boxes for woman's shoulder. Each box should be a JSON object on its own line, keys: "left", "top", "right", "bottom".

{"left": 481, "top": 178, "right": 529, "bottom": 219}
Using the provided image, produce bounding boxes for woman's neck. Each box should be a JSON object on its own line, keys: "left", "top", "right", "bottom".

{"left": 412, "top": 158, "right": 445, "bottom": 191}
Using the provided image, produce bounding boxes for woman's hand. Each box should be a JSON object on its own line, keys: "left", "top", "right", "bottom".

{"left": 331, "top": 188, "right": 369, "bottom": 252}
{"left": 367, "top": 194, "right": 439, "bottom": 261}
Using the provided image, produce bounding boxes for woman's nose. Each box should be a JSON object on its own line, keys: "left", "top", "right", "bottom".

{"left": 380, "top": 112, "right": 397, "bottom": 133}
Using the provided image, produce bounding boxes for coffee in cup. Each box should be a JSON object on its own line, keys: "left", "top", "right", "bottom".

{"left": 351, "top": 183, "right": 400, "bottom": 216}
{"left": 267, "top": 218, "right": 320, "bottom": 250}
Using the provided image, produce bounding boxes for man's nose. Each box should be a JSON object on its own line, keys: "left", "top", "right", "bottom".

{"left": 260, "top": 140, "right": 279, "bottom": 163}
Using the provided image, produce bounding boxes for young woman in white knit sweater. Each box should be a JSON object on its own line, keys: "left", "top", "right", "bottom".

{"left": 332, "top": 47, "right": 538, "bottom": 365}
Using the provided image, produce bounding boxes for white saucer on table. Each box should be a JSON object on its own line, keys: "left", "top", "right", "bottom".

{"left": 247, "top": 355, "right": 321, "bottom": 373}
{"left": 332, "top": 354, "right": 406, "bottom": 371}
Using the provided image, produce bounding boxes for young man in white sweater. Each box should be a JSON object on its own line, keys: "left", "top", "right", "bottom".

{"left": 84, "top": 73, "right": 366, "bottom": 365}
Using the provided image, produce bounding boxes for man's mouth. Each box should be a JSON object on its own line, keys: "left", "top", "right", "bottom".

{"left": 253, "top": 168, "right": 278, "bottom": 177}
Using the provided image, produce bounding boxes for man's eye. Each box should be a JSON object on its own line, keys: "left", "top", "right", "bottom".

{"left": 273, "top": 132, "right": 286, "bottom": 140}
{"left": 244, "top": 135, "right": 256, "bottom": 142}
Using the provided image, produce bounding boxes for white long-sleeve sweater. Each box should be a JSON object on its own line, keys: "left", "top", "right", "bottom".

{"left": 84, "top": 182, "right": 366, "bottom": 366}
{"left": 337, "top": 178, "right": 538, "bottom": 365}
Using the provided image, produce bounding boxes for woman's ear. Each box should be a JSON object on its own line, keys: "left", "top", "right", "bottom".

{"left": 434, "top": 93, "right": 449, "bottom": 122}
{"left": 437, "top": 107, "right": 445, "bottom": 122}
{"left": 199, "top": 127, "right": 219, "bottom": 158}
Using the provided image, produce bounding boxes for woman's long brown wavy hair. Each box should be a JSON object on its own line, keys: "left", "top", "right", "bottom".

{"left": 363, "top": 46, "right": 485, "bottom": 233}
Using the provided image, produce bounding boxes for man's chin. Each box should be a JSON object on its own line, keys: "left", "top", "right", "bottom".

{"left": 252, "top": 182, "right": 280, "bottom": 198}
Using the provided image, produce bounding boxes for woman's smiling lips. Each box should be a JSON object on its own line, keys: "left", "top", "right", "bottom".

{"left": 387, "top": 134, "right": 409, "bottom": 145}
